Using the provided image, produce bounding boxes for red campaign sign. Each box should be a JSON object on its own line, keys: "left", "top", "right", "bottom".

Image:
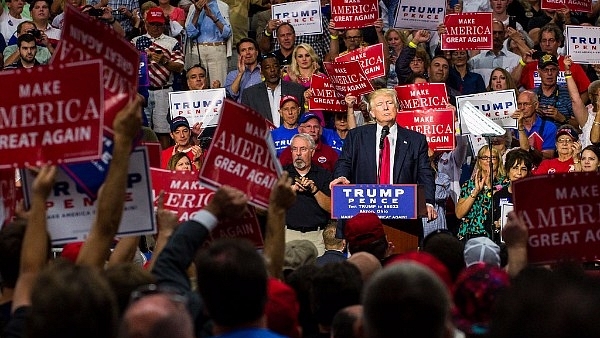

{"left": 396, "top": 109, "right": 455, "bottom": 151}
{"left": 541, "top": 0, "right": 592, "bottom": 13}
{"left": 51, "top": 5, "right": 139, "bottom": 133}
{"left": 309, "top": 74, "right": 346, "bottom": 112}
{"left": 199, "top": 100, "right": 281, "bottom": 209}
{"left": 395, "top": 83, "right": 449, "bottom": 111}
{"left": 513, "top": 172, "right": 600, "bottom": 264}
{"left": 331, "top": 0, "right": 379, "bottom": 29}
{"left": 150, "top": 168, "right": 264, "bottom": 248}
{"left": 335, "top": 43, "right": 386, "bottom": 80}
{"left": 323, "top": 61, "right": 375, "bottom": 97}
{"left": 0, "top": 169, "right": 18, "bottom": 227}
{"left": 441, "top": 13, "right": 493, "bottom": 51}
{"left": 143, "top": 142, "right": 162, "bottom": 168}
{"left": 0, "top": 61, "right": 104, "bottom": 169}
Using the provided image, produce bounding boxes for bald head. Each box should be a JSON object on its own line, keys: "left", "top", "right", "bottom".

{"left": 331, "top": 305, "right": 364, "bottom": 338}
{"left": 347, "top": 252, "right": 382, "bottom": 283}
{"left": 120, "top": 294, "right": 194, "bottom": 338}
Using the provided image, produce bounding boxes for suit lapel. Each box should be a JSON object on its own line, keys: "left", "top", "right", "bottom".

{"left": 258, "top": 83, "right": 271, "bottom": 122}
{"left": 393, "top": 127, "right": 409, "bottom": 182}
{"left": 366, "top": 124, "right": 378, "bottom": 183}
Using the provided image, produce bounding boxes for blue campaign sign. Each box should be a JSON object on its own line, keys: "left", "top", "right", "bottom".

{"left": 331, "top": 184, "right": 419, "bottom": 219}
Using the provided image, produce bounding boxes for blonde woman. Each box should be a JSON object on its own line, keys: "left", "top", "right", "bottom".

{"left": 455, "top": 146, "right": 508, "bottom": 241}
{"left": 283, "top": 43, "right": 322, "bottom": 89}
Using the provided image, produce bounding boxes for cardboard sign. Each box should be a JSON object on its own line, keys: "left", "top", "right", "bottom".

{"left": 395, "top": 83, "right": 449, "bottom": 111}
{"left": 500, "top": 203, "right": 513, "bottom": 243}
{"left": 0, "top": 169, "right": 18, "bottom": 228}
{"left": 139, "top": 52, "right": 149, "bottom": 87}
{"left": 143, "top": 142, "right": 162, "bottom": 168}
{"left": 21, "top": 147, "right": 156, "bottom": 244}
{"left": 150, "top": 168, "right": 264, "bottom": 248}
{"left": 392, "top": 0, "right": 446, "bottom": 30}
{"left": 0, "top": 61, "right": 104, "bottom": 169}
{"left": 441, "top": 13, "right": 493, "bottom": 51}
{"left": 169, "top": 88, "right": 226, "bottom": 128}
{"left": 335, "top": 43, "right": 386, "bottom": 80}
{"left": 541, "top": 0, "right": 591, "bottom": 12}
{"left": 565, "top": 25, "right": 600, "bottom": 64}
{"left": 323, "top": 61, "right": 375, "bottom": 97}
{"left": 331, "top": 0, "right": 379, "bottom": 29}
{"left": 199, "top": 100, "right": 282, "bottom": 209}
{"left": 309, "top": 74, "right": 346, "bottom": 112}
{"left": 52, "top": 5, "right": 139, "bottom": 133}
{"left": 331, "top": 184, "right": 419, "bottom": 219}
{"left": 456, "top": 90, "right": 517, "bottom": 134}
{"left": 396, "top": 109, "right": 455, "bottom": 151}
{"left": 271, "top": 1, "right": 323, "bottom": 36}
{"left": 513, "top": 172, "right": 600, "bottom": 264}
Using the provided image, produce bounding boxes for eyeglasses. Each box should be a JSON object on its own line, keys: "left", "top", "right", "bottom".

{"left": 479, "top": 156, "right": 499, "bottom": 161}
{"left": 556, "top": 138, "right": 573, "bottom": 144}
{"left": 345, "top": 35, "right": 362, "bottom": 40}
{"left": 517, "top": 102, "right": 533, "bottom": 106}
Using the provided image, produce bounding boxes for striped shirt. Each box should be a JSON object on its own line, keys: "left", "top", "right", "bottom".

{"left": 132, "top": 34, "right": 184, "bottom": 87}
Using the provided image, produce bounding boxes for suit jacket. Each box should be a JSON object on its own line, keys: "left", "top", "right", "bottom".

{"left": 333, "top": 123, "right": 436, "bottom": 204}
{"left": 241, "top": 80, "right": 306, "bottom": 124}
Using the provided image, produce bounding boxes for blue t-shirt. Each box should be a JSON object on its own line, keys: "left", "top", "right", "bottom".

{"left": 271, "top": 126, "right": 298, "bottom": 157}
{"left": 321, "top": 128, "right": 344, "bottom": 155}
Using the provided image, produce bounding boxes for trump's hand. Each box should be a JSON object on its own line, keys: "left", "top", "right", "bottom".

{"left": 329, "top": 176, "right": 350, "bottom": 190}
{"left": 426, "top": 204, "right": 438, "bottom": 221}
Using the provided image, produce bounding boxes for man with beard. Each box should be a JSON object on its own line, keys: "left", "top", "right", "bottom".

{"left": 241, "top": 52, "right": 305, "bottom": 126}
{"left": 283, "top": 133, "right": 332, "bottom": 254}
{"left": 3, "top": 33, "right": 39, "bottom": 69}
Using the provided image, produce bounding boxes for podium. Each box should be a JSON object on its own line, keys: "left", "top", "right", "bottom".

{"left": 332, "top": 184, "right": 427, "bottom": 252}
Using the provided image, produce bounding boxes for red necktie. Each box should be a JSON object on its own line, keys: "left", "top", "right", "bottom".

{"left": 380, "top": 136, "right": 391, "bottom": 184}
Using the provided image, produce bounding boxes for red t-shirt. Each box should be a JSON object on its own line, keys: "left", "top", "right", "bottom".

{"left": 161, "top": 146, "right": 196, "bottom": 169}
{"left": 533, "top": 157, "right": 575, "bottom": 175}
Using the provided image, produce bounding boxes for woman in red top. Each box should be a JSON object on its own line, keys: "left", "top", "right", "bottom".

{"left": 533, "top": 125, "right": 582, "bottom": 174}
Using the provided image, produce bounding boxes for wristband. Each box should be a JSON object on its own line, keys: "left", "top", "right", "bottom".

{"left": 573, "top": 161, "right": 580, "bottom": 164}
{"left": 312, "top": 188, "right": 319, "bottom": 195}
{"left": 564, "top": 72, "right": 572, "bottom": 76}
{"left": 593, "top": 121, "right": 600, "bottom": 126}
{"left": 264, "top": 29, "right": 272, "bottom": 37}
{"left": 330, "top": 34, "right": 338, "bottom": 40}
{"left": 519, "top": 58, "right": 526, "bottom": 67}
{"left": 518, "top": 128, "right": 525, "bottom": 131}
{"left": 408, "top": 41, "right": 417, "bottom": 49}
{"left": 565, "top": 75, "right": 572, "bottom": 79}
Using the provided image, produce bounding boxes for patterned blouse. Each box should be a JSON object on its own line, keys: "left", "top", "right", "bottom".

{"left": 458, "top": 176, "right": 509, "bottom": 239}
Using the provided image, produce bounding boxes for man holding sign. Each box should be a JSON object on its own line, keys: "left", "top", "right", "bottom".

{"left": 332, "top": 88, "right": 437, "bottom": 220}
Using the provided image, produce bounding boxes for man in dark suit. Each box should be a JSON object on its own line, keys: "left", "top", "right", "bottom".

{"left": 331, "top": 88, "right": 437, "bottom": 221}
{"left": 241, "top": 53, "right": 306, "bottom": 126}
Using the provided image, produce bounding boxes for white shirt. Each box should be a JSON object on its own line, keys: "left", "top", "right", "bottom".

{"left": 266, "top": 82, "right": 282, "bottom": 127}
{"left": 375, "top": 123, "right": 398, "bottom": 184}
{"left": 0, "top": 11, "right": 27, "bottom": 44}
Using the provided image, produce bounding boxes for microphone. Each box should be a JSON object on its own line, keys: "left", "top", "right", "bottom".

{"left": 379, "top": 126, "right": 390, "bottom": 150}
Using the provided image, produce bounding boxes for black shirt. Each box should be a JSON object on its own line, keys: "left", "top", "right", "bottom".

{"left": 284, "top": 164, "right": 332, "bottom": 229}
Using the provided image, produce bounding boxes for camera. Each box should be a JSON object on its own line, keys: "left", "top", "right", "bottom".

{"left": 87, "top": 7, "right": 105, "bottom": 17}
{"left": 27, "top": 28, "right": 42, "bottom": 39}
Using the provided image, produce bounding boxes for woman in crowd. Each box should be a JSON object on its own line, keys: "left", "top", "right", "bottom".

{"left": 447, "top": 50, "right": 486, "bottom": 95}
{"left": 384, "top": 28, "right": 406, "bottom": 88}
{"left": 487, "top": 67, "right": 519, "bottom": 95}
{"left": 455, "top": 146, "right": 508, "bottom": 242}
{"left": 158, "top": 0, "right": 185, "bottom": 28}
{"left": 493, "top": 149, "right": 532, "bottom": 226}
{"left": 534, "top": 125, "right": 582, "bottom": 174}
{"left": 408, "top": 48, "right": 430, "bottom": 79}
{"left": 167, "top": 152, "right": 193, "bottom": 171}
{"left": 284, "top": 43, "right": 323, "bottom": 89}
{"left": 579, "top": 145, "right": 600, "bottom": 172}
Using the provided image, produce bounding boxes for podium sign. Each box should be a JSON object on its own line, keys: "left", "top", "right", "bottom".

{"left": 331, "top": 184, "right": 425, "bottom": 219}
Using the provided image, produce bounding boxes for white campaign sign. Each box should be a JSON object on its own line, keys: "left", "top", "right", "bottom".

{"left": 271, "top": 1, "right": 323, "bottom": 36}
{"left": 392, "top": 0, "right": 446, "bottom": 30}
{"left": 169, "top": 88, "right": 226, "bottom": 128}
{"left": 565, "top": 25, "right": 600, "bottom": 64}
{"left": 22, "top": 147, "right": 156, "bottom": 244}
{"left": 456, "top": 90, "right": 518, "bottom": 135}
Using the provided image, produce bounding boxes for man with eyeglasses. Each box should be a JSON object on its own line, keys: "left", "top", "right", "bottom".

{"left": 512, "top": 90, "right": 557, "bottom": 161}
{"left": 513, "top": 23, "right": 589, "bottom": 103}
{"left": 467, "top": 20, "right": 520, "bottom": 85}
